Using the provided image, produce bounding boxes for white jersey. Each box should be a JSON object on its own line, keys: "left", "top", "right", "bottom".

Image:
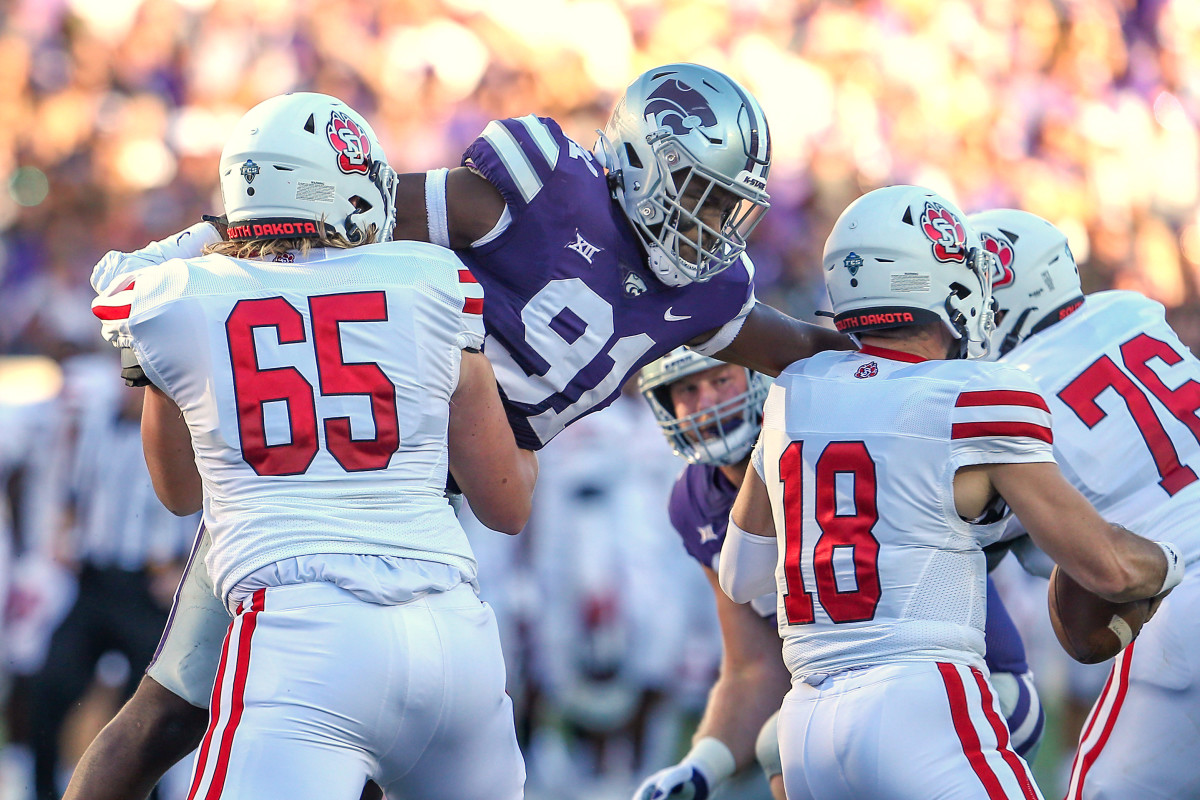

{"left": 92, "top": 241, "right": 486, "bottom": 605}
{"left": 754, "top": 346, "right": 1055, "bottom": 678}
{"left": 1002, "top": 290, "right": 1200, "bottom": 561}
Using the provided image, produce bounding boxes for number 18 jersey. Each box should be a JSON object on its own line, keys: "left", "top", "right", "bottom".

{"left": 92, "top": 241, "right": 485, "bottom": 606}
{"left": 1002, "top": 290, "right": 1200, "bottom": 561}
{"left": 754, "top": 346, "right": 1055, "bottom": 678}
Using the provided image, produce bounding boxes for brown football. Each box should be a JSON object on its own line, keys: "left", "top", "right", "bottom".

{"left": 1048, "top": 565, "right": 1152, "bottom": 664}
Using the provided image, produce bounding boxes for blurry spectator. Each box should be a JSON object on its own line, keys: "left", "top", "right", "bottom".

{"left": 21, "top": 365, "right": 197, "bottom": 800}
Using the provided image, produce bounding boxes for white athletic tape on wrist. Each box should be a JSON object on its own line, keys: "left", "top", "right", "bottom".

{"left": 684, "top": 737, "right": 737, "bottom": 788}
{"left": 718, "top": 518, "right": 778, "bottom": 604}
{"left": 1156, "top": 541, "right": 1185, "bottom": 596}
{"left": 424, "top": 168, "right": 451, "bottom": 248}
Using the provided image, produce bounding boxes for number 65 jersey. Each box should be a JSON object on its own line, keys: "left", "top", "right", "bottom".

{"left": 91, "top": 241, "right": 486, "bottom": 607}
{"left": 753, "top": 346, "right": 1055, "bottom": 679}
{"left": 1001, "top": 290, "right": 1200, "bottom": 563}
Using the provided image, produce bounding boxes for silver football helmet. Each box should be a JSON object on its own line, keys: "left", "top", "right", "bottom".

{"left": 822, "top": 185, "right": 996, "bottom": 359}
{"left": 594, "top": 64, "right": 771, "bottom": 287}
{"left": 219, "top": 92, "right": 398, "bottom": 244}
{"left": 969, "top": 209, "right": 1083, "bottom": 359}
{"left": 638, "top": 347, "right": 770, "bottom": 467}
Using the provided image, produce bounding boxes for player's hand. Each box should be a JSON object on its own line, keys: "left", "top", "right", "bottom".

{"left": 632, "top": 763, "right": 710, "bottom": 800}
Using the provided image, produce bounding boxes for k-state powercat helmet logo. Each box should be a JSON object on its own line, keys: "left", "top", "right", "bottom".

{"left": 327, "top": 111, "right": 371, "bottom": 175}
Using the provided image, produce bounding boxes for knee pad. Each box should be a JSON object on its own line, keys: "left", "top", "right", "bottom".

{"left": 755, "top": 709, "right": 783, "bottom": 780}
{"left": 991, "top": 670, "right": 1045, "bottom": 759}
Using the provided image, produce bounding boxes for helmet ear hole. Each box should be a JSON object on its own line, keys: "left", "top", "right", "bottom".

{"left": 623, "top": 143, "right": 643, "bottom": 169}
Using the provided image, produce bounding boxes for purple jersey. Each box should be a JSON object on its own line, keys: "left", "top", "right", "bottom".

{"left": 459, "top": 116, "right": 755, "bottom": 450}
{"left": 667, "top": 462, "right": 1029, "bottom": 674}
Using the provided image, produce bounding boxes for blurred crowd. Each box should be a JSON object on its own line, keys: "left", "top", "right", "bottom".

{"left": 2, "top": 0, "right": 1199, "bottom": 797}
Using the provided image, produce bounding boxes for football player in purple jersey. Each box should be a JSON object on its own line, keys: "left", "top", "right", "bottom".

{"left": 632, "top": 347, "right": 1045, "bottom": 800}
{"left": 76, "top": 64, "right": 846, "bottom": 800}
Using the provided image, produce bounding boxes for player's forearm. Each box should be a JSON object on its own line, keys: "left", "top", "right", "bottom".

{"left": 141, "top": 385, "right": 202, "bottom": 516}
{"left": 693, "top": 662, "right": 789, "bottom": 769}
{"left": 91, "top": 222, "right": 222, "bottom": 293}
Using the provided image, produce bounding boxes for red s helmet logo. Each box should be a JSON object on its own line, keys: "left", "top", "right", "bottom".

{"left": 327, "top": 111, "right": 371, "bottom": 175}
{"left": 920, "top": 202, "right": 968, "bottom": 264}
{"left": 979, "top": 231, "right": 1015, "bottom": 289}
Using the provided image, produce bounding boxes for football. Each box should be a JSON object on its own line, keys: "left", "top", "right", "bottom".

{"left": 1047, "top": 566, "right": 1152, "bottom": 664}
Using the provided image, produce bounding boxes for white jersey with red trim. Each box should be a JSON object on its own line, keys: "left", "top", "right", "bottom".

{"left": 91, "top": 241, "right": 486, "bottom": 605}
{"left": 753, "top": 346, "right": 1055, "bottom": 678}
{"left": 1002, "top": 290, "right": 1200, "bottom": 562}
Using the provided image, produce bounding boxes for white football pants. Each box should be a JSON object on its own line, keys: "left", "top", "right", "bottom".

{"left": 779, "top": 660, "right": 1043, "bottom": 800}
{"left": 1065, "top": 571, "right": 1200, "bottom": 799}
{"left": 185, "top": 580, "right": 524, "bottom": 800}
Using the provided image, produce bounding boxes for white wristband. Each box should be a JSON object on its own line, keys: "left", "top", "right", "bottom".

{"left": 1156, "top": 541, "right": 1185, "bottom": 596}
{"left": 684, "top": 737, "right": 737, "bottom": 788}
{"left": 424, "top": 168, "right": 451, "bottom": 248}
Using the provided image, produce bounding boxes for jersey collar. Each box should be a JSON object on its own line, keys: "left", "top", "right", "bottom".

{"left": 857, "top": 344, "right": 927, "bottom": 363}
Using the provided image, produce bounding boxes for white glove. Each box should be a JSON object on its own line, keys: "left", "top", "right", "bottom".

{"left": 632, "top": 738, "right": 736, "bottom": 800}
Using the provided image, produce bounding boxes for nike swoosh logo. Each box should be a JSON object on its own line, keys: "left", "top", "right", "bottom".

{"left": 664, "top": 307, "right": 692, "bottom": 322}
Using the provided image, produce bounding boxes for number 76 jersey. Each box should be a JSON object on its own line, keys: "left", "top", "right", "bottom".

{"left": 753, "top": 348, "right": 1055, "bottom": 679}
{"left": 1002, "top": 290, "right": 1200, "bottom": 561}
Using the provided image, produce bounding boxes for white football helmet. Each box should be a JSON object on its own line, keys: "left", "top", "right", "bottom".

{"left": 594, "top": 64, "right": 771, "bottom": 287}
{"left": 822, "top": 185, "right": 996, "bottom": 359}
{"left": 218, "top": 92, "right": 397, "bottom": 244}
{"left": 969, "top": 209, "right": 1084, "bottom": 359}
{"left": 638, "top": 347, "right": 770, "bottom": 467}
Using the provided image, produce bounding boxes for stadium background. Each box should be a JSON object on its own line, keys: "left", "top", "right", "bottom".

{"left": 0, "top": 0, "right": 1197, "bottom": 797}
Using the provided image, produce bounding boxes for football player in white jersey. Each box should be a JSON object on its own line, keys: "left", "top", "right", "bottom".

{"left": 73, "top": 64, "right": 849, "bottom": 800}
{"left": 90, "top": 93, "right": 538, "bottom": 800}
{"left": 716, "top": 185, "right": 1183, "bottom": 800}
{"left": 973, "top": 208, "right": 1200, "bottom": 800}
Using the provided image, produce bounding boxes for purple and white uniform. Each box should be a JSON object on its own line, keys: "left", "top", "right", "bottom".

{"left": 667, "top": 462, "right": 1043, "bottom": 755}
{"left": 460, "top": 116, "right": 756, "bottom": 450}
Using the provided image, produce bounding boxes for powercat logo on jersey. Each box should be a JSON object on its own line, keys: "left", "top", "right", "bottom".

{"left": 644, "top": 78, "right": 718, "bottom": 135}
{"left": 327, "top": 111, "right": 370, "bottom": 175}
{"left": 980, "top": 231, "right": 1015, "bottom": 289}
{"left": 920, "top": 202, "right": 969, "bottom": 264}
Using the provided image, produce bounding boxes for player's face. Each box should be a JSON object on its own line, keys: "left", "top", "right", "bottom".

{"left": 672, "top": 172, "right": 740, "bottom": 266}
{"left": 668, "top": 363, "right": 748, "bottom": 443}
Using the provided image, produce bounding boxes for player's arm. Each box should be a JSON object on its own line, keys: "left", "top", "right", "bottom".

{"left": 694, "top": 567, "right": 790, "bottom": 767}
{"left": 967, "top": 461, "right": 1176, "bottom": 602}
{"left": 91, "top": 221, "right": 223, "bottom": 294}
{"left": 447, "top": 349, "right": 538, "bottom": 534}
{"left": 634, "top": 565, "right": 788, "bottom": 800}
{"left": 140, "top": 384, "right": 202, "bottom": 516}
{"left": 391, "top": 168, "right": 508, "bottom": 249}
{"left": 719, "top": 464, "right": 779, "bottom": 604}
{"left": 702, "top": 302, "right": 851, "bottom": 378}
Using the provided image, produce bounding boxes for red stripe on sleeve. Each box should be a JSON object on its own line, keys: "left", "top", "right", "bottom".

{"left": 970, "top": 667, "right": 1040, "bottom": 800}
{"left": 938, "top": 663, "right": 1009, "bottom": 799}
{"left": 463, "top": 297, "right": 484, "bottom": 315}
{"left": 955, "top": 390, "right": 1050, "bottom": 412}
{"left": 951, "top": 421, "right": 1053, "bottom": 444}
{"left": 92, "top": 304, "right": 132, "bottom": 321}
{"left": 458, "top": 269, "right": 478, "bottom": 284}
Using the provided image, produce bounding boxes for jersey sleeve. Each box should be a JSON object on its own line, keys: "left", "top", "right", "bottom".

{"left": 457, "top": 266, "right": 485, "bottom": 350}
{"left": 91, "top": 221, "right": 222, "bottom": 294}
{"left": 949, "top": 366, "right": 1056, "bottom": 467}
{"left": 461, "top": 115, "right": 591, "bottom": 218}
{"left": 91, "top": 275, "right": 139, "bottom": 349}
